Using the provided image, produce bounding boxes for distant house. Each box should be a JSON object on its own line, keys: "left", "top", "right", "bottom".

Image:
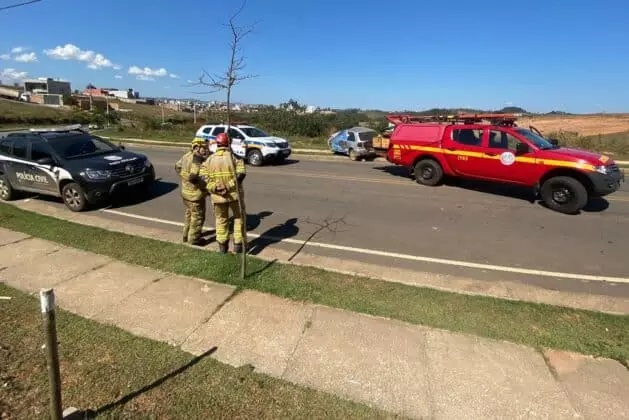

{"left": 22, "top": 77, "right": 71, "bottom": 107}
{"left": 24, "top": 77, "right": 71, "bottom": 96}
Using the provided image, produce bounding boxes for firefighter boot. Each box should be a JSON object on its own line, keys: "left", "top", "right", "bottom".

{"left": 233, "top": 242, "right": 244, "bottom": 254}
{"left": 218, "top": 241, "right": 228, "bottom": 254}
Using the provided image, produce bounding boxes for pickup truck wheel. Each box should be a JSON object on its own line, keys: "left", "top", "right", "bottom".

{"left": 414, "top": 159, "right": 443, "bottom": 186}
{"left": 61, "top": 182, "right": 88, "bottom": 212}
{"left": 0, "top": 175, "right": 14, "bottom": 201}
{"left": 540, "top": 176, "right": 588, "bottom": 214}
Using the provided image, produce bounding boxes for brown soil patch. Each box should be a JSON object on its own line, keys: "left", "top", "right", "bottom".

{"left": 519, "top": 114, "right": 629, "bottom": 136}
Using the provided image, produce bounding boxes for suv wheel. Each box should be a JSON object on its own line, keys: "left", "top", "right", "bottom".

{"left": 414, "top": 159, "right": 443, "bottom": 186}
{"left": 0, "top": 175, "right": 14, "bottom": 201}
{"left": 61, "top": 182, "right": 88, "bottom": 212}
{"left": 540, "top": 176, "right": 588, "bottom": 214}
{"left": 247, "top": 149, "right": 263, "bottom": 166}
{"left": 348, "top": 148, "right": 358, "bottom": 161}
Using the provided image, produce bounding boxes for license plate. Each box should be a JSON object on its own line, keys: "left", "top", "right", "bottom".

{"left": 127, "top": 177, "right": 143, "bottom": 186}
{"left": 281, "top": 150, "right": 290, "bottom": 155}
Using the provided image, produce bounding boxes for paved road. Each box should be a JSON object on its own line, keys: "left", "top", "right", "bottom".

{"left": 20, "top": 146, "right": 629, "bottom": 296}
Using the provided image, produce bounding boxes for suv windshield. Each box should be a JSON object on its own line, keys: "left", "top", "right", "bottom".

{"left": 240, "top": 127, "right": 269, "bottom": 138}
{"left": 48, "top": 133, "right": 120, "bottom": 159}
{"left": 515, "top": 128, "right": 557, "bottom": 150}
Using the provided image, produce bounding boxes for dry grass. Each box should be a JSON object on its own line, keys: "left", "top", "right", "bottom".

{"left": 0, "top": 98, "right": 71, "bottom": 119}
{"left": 520, "top": 114, "right": 629, "bottom": 136}
{"left": 112, "top": 100, "right": 192, "bottom": 119}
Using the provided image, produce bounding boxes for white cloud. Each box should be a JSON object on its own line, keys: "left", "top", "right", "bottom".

{"left": 128, "top": 65, "right": 168, "bottom": 80}
{"left": 113, "top": 64, "right": 121, "bottom": 70}
{"left": 114, "top": 75, "right": 123, "bottom": 79}
{"left": 0, "top": 54, "right": 10, "bottom": 60}
{"left": 11, "top": 46, "right": 28, "bottom": 54}
{"left": 14, "top": 52, "right": 37, "bottom": 63}
{"left": 1, "top": 68, "right": 28, "bottom": 81}
{"left": 169, "top": 73, "right": 179, "bottom": 79}
{"left": 43, "top": 43, "right": 117, "bottom": 70}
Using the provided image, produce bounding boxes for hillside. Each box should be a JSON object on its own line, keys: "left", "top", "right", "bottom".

{"left": 520, "top": 114, "right": 629, "bottom": 136}
{"left": 0, "top": 98, "right": 72, "bottom": 121}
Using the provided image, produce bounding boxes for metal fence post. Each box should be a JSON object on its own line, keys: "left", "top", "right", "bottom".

{"left": 40, "top": 288, "right": 63, "bottom": 420}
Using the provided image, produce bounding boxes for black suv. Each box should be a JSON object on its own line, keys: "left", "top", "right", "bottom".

{"left": 0, "top": 125, "right": 156, "bottom": 211}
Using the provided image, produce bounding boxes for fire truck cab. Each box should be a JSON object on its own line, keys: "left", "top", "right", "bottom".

{"left": 385, "top": 113, "right": 624, "bottom": 214}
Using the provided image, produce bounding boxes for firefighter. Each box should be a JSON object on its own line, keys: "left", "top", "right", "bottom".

{"left": 175, "top": 138, "right": 209, "bottom": 245}
{"left": 200, "top": 132, "right": 246, "bottom": 254}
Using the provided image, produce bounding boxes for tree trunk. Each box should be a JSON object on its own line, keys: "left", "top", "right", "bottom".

{"left": 225, "top": 87, "right": 247, "bottom": 279}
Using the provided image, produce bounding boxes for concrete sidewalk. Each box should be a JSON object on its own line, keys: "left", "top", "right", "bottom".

{"left": 1, "top": 228, "right": 628, "bottom": 419}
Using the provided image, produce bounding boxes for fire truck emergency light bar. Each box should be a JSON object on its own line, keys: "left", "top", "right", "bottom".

{"left": 386, "top": 113, "right": 520, "bottom": 126}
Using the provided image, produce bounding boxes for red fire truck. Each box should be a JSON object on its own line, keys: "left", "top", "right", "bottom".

{"left": 385, "top": 113, "right": 624, "bottom": 214}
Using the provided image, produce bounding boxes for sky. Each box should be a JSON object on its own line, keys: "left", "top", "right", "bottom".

{"left": 0, "top": 0, "right": 628, "bottom": 113}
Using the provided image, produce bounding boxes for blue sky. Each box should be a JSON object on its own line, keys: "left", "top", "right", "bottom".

{"left": 1, "top": 0, "right": 628, "bottom": 113}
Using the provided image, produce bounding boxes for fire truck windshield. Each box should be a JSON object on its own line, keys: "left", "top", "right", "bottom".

{"left": 515, "top": 128, "right": 557, "bottom": 150}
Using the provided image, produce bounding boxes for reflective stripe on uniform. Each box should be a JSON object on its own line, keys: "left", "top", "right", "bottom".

{"left": 175, "top": 151, "right": 206, "bottom": 201}
{"left": 200, "top": 148, "right": 245, "bottom": 203}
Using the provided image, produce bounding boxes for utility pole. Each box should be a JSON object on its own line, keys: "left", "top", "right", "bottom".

{"left": 89, "top": 94, "right": 93, "bottom": 112}
{"left": 106, "top": 96, "right": 110, "bottom": 128}
{"left": 193, "top": 102, "right": 197, "bottom": 124}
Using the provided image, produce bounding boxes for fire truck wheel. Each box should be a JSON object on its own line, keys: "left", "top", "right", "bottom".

{"left": 540, "top": 176, "right": 588, "bottom": 214}
{"left": 414, "top": 159, "right": 443, "bottom": 186}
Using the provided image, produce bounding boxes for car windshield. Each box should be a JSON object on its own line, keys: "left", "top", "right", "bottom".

{"left": 515, "top": 128, "right": 557, "bottom": 150}
{"left": 240, "top": 127, "right": 269, "bottom": 137}
{"left": 48, "top": 133, "right": 120, "bottom": 159}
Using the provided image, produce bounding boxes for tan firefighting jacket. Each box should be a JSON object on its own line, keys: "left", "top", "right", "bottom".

{"left": 200, "top": 147, "right": 246, "bottom": 203}
{"left": 175, "top": 151, "right": 207, "bottom": 201}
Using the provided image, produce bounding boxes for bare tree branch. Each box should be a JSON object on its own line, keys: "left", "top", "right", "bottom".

{"left": 191, "top": 0, "right": 260, "bottom": 280}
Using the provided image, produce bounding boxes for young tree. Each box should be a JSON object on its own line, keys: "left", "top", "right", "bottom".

{"left": 195, "top": 0, "right": 258, "bottom": 280}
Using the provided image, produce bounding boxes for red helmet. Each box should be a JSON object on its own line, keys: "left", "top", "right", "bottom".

{"left": 215, "top": 132, "right": 229, "bottom": 147}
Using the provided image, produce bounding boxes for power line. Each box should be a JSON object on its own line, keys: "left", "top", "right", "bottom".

{"left": 0, "top": 0, "right": 41, "bottom": 11}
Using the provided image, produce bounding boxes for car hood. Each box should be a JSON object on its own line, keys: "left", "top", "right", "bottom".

{"left": 65, "top": 150, "right": 147, "bottom": 171}
{"left": 540, "top": 147, "right": 612, "bottom": 165}
{"left": 247, "top": 136, "right": 288, "bottom": 144}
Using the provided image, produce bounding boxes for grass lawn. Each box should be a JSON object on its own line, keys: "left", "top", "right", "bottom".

{"left": 0, "top": 284, "right": 389, "bottom": 418}
{"left": 1, "top": 204, "right": 628, "bottom": 363}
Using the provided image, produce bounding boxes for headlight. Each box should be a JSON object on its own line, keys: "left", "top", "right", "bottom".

{"left": 81, "top": 169, "right": 111, "bottom": 180}
{"left": 595, "top": 165, "right": 608, "bottom": 175}
{"left": 267, "top": 141, "right": 278, "bottom": 148}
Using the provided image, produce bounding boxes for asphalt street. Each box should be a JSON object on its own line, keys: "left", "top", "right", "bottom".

{"left": 18, "top": 145, "right": 629, "bottom": 296}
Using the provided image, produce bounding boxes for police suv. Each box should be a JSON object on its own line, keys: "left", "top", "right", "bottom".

{"left": 0, "top": 125, "right": 156, "bottom": 212}
{"left": 194, "top": 123, "right": 292, "bottom": 166}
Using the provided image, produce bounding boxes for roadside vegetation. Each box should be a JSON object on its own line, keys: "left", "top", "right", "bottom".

{"left": 2, "top": 98, "right": 629, "bottom": 158}
{"left": 0, "top": 283, "right": 387, "bottom": 418}
{"left": 1, "top": 204, "right": 627, "bottom": 363}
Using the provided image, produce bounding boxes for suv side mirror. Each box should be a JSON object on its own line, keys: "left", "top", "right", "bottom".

{"left": 36, "top": 156, "right": 54, "bottom": 166}
{"left": 549, "top": 138, "right": 559, "bottom": 146}
{"left": 515, "top": 143, "right": 530, "bottom": 155}
{"left": 118, "top": 144, "right": 126, "bottom": 150}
